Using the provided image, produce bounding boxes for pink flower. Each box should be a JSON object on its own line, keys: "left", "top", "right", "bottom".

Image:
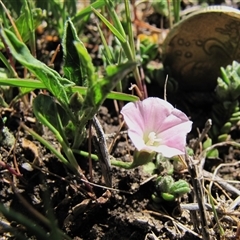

{"left": 120, "top": 97, "right": 192, "bottom": 158}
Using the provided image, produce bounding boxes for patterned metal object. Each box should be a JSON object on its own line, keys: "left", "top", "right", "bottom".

{"left": 162, "top": 6, "right": 240, "bottom": 91}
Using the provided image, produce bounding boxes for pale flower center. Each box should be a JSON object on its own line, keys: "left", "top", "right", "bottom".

{"left": 145, "top": 131, "right": 161, "bottom": 146}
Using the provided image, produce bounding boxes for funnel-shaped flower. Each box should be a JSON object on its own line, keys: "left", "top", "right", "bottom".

{"left": 121, "top": 97, "right": 192, "bottom": 158}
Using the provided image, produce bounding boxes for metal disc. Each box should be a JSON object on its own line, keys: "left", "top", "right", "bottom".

{"left": 162, "top": 6, "right": 240, "bottom": 91}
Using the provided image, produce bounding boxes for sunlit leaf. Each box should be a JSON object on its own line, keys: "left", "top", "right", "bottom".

{"left": 82, "top": 61, "right": 137, "bottom": 110}
{"left": 0, "top": 78, "right": 139, "bottom": 102}
{"left": 91, "top": 7, "right": 126, "bottom": 44}
{"left": 0, "top": 28, "right": 73, "bottom": 105}
{"left": 73, "top": 41, "right": 96, "bottom": 88}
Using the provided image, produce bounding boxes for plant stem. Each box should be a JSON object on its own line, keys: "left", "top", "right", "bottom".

{"left": 173, "top": 0, "right": 180, "bottom": 23}
{"left": 167, "top": 0, "right": 173, "bottom": 29}
{"left": 73, "top": 148, "right": 135, "bottom": 169}
{"left": 110, "top": 159, "right": 134, "bottom": 169}
{"left": 72, "top": 149, "right": 99, "bottom": 161}
{"left": 209, "top": 193, "right": 225, "bottom": 236}
{"left": 72, "top": 109, "right": 94, "bottom": 149}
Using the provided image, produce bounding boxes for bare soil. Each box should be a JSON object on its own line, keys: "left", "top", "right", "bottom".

{"left": 1, "top": 98, "right": 240, "bottom": 240}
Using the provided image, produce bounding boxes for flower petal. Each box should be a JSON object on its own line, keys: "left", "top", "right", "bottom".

{"left": 159, "top": 121, "right": 192, "bottom": 155}
{"left": 139, "top": 97, "right": 174, "bottom": 133}
{"left": 121, "top": 101, "right": 146, "bottom": 150}
{"left": 120, "top": 101, "right": 145, "bottom": 134}
{"left": 156, "top": 108, "right": 191, "bottom": 133}
{"left": 151, "top": 145, "right": 185, "bottom": 158}
{"left": 127, "top": 131, "right": 146, "bottom": 150}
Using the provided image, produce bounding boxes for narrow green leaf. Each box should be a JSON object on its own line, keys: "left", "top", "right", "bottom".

{"left": 71, "top": 0, "right": 105, "bottom": 24}
{"left": 12, "top": 8, "right": 43, "bottom": 44}
{"left": 21, "top": 122, "right": 75, "bottom": 172}
{"left": 104, "top": 0, "right": 126, "bottom": 37}
{"left": 91, "top": 7, "right": 126, "bottom": 44}
{"left": 96, "top": 23, "right": 114, "bottom": 64}
{"left": 0, "top": 203, "right": 49, "bottom": 239}
{"left": 0, "top": 78, "right": 44, "bottom": 88}
{"left": 21, "top": 0, "right": 36, "bottom": 55}
{"left": 0, "top": 51, "right": 17, "bottom": 77}
{"left": 0, "top": 28, "right": 73, "bottom": 104}
{"left": 83, "top": 61, "right": 137, "bottom": 109}
{"left": 0, "top": 8, "right": 43, "bottom": 50}
{"left": 173, "top": 0, "right": 181, "bottom": 23}
{"left": 0, "top": 78, "right": 139, "bottom": 102}
{"left": 124, "top": 0, "right": 135, "bottom": 56}
{"left": 62, "top": 19, "right": 84, "bottom": 86}
{"left": 220, "top": 67, "right": 230, "bottom": 85}
{"left": 73, "top": 41, "right": 96, "bottom": 87}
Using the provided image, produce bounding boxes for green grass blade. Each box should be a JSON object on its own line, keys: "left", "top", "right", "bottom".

{"left": 91, "top": 7, "right": 126, "bottom": 44}
{"left": 21, "top": 0, "right": 36, "bottom": 55}
{"left": 71, "top": 0, "right": 105, "bottom": 24}
{"left": 124, "top": 0, "right": 135, "bottom": 56}
{"left": 62, "top": 19, "right": 85, "bottom": 86}
{"left": 96, "top": 22, "right": 114, "bottom": 64}
{"left": 209, "top": 194, "right": 225, "bottom": 236}
{"left": 104, "top": 0, "right": 126, "bottom": 37}
{"left": 0, "top": 203, "right": 49, "bottom": 239}
{"left": 73, "top": 31, "right": 96, "bottom": 88}
{"left": 0, "top": 28, "right": 73, "bottom": 104}
{"left": 0, "top": 78, "right": 139, "bottom": 101}
{"left": 173, "top": 0, "right": 180, "bottom": 23}
{"left": 0, "top": 51, "right": 17, "bottom": 77}
{"left": 82, "top": 61, "right": 137, "bottom": 110}
{"left": 12, "top": 8, "right": 43, "bottom": 44}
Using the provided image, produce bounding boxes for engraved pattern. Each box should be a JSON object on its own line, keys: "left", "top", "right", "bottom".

{"left": 163, "top": 11, "right": 240, "bottom": 91}
{"left": 215, "top": 21, "right": 240, "bottom": 59}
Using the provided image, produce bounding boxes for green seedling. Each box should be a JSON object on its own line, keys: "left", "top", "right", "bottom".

{"left": 139, "top": 38, "right": 158, "bottom": 66}
{"left": 153, "top": 175, "right": 190, "bottom": 202}
{"left": 202, "top": 136, "right": 219, "bottom": 158}
{"left": 210, "top": 61, "right": 240, "bottom": 141}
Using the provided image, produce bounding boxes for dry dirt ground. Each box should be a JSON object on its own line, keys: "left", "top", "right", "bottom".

{"left": 1, "top": 100, "right": 240, "bottom": 240}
